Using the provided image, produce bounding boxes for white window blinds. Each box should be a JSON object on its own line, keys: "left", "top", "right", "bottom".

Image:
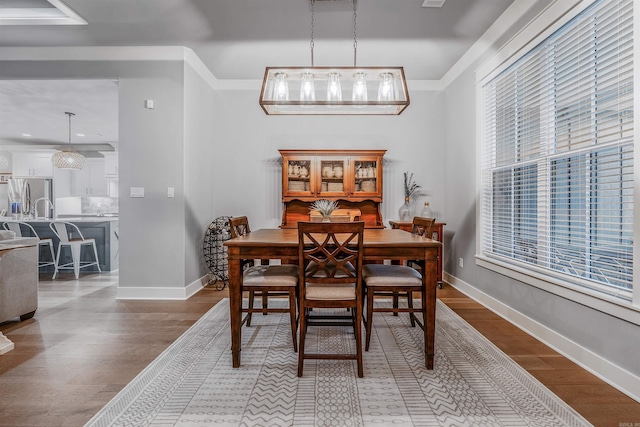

{"left": 480, "top": 0, "right": 633, "bottom": 298}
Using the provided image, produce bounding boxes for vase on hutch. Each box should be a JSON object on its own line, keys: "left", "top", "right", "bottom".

{"left": 398, "top": 197, "right": 412, "bottom": 221}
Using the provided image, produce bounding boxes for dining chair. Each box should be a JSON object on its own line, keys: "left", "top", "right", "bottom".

{"left": 361, "top": 216, "right": 435, "bottom": 351}
{"left": 3, "top": 221, "right": 56, "bottom": 275}
{"left": 405, "top": 216, "right": 436, "bottom": 271}
{"left": 229, "top": 216, "right": 299, "bottom": 351}
{"left": 297, "top": 221, "right": 365, "bottom": 377}
{"left": 49, "top": 221, "right": 101, "bottom": 279}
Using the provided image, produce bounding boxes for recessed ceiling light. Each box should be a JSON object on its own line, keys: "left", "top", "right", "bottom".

{"left": 422, "top": 0, "right": 446, "bottom": 8}
{"left": 0, "top": 0, "right": 87, "bottom": 25}
{"left": 76, "top": 133, "right": 85, "bottom": 137}
{"left": 21, "top": 133, "right": 32, "bottom": 137}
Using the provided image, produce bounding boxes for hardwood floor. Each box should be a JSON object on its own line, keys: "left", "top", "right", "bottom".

{"left": 0, "top": 273, "right": 638, "bottom": 426}
{"left": 438, "top": 286, "right": 640, "bottom": 427}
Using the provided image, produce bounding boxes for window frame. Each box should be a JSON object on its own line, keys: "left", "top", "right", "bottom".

{"left": 474, "top": 0, "right": 640, "bottom": 325}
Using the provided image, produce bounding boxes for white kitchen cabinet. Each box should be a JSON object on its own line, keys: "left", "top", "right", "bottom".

{"left": 71, "top": 159, "right": 107, "bottom": 196}
{"left": 103, "top": 152, "right": 118, "bottom": 178}
{"left": 12, "top": 152, "right": 54, "bottom": 178}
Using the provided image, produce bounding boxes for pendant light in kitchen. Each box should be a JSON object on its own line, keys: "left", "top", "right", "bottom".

{"left": 52, "top": 111, "right": 86, "bottom": 170}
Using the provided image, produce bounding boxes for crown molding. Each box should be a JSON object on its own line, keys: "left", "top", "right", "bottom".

{"left": 440, "top": 0, "right": 540, "bottom": 89}
{"left": 0, "top": 0, "right": 87, "bottom": 26}
{"left": 0, "top": 0, "right": 552, "bottom": 94}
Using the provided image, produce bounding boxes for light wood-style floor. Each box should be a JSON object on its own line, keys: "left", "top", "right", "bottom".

{"left": 0, "top": 272, "right": 638, "bottom": 427}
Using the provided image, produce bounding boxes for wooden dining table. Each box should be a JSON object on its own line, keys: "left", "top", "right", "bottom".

{"left": 224, "top": 228, "right": 441, "bottom": 369}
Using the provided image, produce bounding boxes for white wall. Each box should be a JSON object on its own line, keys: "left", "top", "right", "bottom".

{"left": 183, "top": 62, "right": 219, "bottom": 286}
{"left": 118, "top": 66, "right": 186, "bottom": 295}
{"left": 209, "top": 87, "right": 447, "bottom": 231}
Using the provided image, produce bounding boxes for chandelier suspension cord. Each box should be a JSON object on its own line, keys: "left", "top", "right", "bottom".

{"left": 310, "top": 0, "right": 315, "bottom": 67}
{"left": 353, "top": 0, "right": 358, "bottom": 67}
{"left": 67, "top": 112, "right": 75, "bottom": 146}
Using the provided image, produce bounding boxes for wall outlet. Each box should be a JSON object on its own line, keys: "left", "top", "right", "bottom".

{"left": 458, "top": 257, "right": 464, "bottom": 268}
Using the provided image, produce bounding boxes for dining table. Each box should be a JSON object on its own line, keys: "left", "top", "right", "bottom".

{"left": 224, "top": 227, "right": 441, "bottom": 369}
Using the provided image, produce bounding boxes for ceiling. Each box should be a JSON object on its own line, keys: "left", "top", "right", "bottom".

{"left": 0, "top": 79, "right": 119, "bottom": 152}
{"left": 0, "top": 0, "right": 515, "bottom": 150}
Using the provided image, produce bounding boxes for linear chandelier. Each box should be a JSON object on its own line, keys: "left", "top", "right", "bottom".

{"left": 259, "top": 0, "right": 409, "bottom": 115}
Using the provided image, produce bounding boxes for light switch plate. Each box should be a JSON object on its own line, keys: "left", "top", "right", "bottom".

{"left": 167, "top": 187, "right": 174, "bottom": 198}
{"left": 130, "top": 187, "right": 145, "bottom": 198}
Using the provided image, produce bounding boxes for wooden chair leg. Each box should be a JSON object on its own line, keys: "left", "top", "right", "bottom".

{"left": 289, "top": 288, "right": 298, "bottom": 352}
{"left": 407, "top": 291, "right": 416, "bottom": 327}
{"left": 262, "top": 291, "right": 268, "bottom": 315}
{"left": 297, "top": 305, "right": 307, "bottom": 377}
{"left": 392, "top": 292, "right": 399, "bottom": 316}
{"left": 246, "top": 290, "right": 254, "bottom": 326}
{"left": 365, "top": 289, "right": 374, "bottom": 351}
{"left": 355, "top": 302, "right": 363, "bottom": 378}
{"left": 421, "top": 294, "right": 428, "bottom": 365}
{"left": 258, "top": 259, "right": 269, "bottom": 315}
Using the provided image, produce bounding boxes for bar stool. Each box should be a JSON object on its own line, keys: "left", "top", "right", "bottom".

{"left": 3, "top": 221, "right": 56, "bottom": 275}
{"left": 49, "top": 221, "right": 101, "bottom": 279}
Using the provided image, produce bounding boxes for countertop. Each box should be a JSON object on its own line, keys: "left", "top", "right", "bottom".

{"left": 0, "top": 237, "right": 38, "bottom": 251}
{"left": 0, "top": 216, "right": 119, "bottom": 223}
{"left": 57, "top": 214, "right": 119, "bottom": 218}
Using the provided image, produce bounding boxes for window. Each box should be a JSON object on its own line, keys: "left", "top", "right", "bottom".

{"left": 480, "top": 0, "right": 634, "bottom": 300}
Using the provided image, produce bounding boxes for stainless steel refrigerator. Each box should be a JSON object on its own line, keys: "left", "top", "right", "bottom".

{"left": 7, "top": 178, "right": 54, "bottom": 218}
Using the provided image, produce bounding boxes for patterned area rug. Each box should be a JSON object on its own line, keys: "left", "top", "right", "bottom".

{"left": 86, "top": 299, "right": 592, "bottom": 427}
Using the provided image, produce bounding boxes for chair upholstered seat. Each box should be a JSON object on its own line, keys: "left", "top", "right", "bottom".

{"left": 362, "top": 264, "right": 422, "bottom": 286}
{"left": 306, "top": 283, "right": 356, "bottom": 300}
{"left": 243, "top": 265, "right": 299, "bottom": 286}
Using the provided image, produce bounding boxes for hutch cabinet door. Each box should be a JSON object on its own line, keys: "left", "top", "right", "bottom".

{"left": 317, "top": 157, "right": 349, "bottom": 198}
{"left": 351, "top": 156, "right": 382, "bottom": 198}
{"left": 282, "top": 155, "right": 315, "bottom": 197}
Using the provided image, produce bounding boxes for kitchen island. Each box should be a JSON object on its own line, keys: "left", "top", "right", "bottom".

{"left": 0, "top": 217, "right": 118, "bottom": 272}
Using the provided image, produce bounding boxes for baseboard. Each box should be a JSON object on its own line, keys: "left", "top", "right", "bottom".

{"left": 443, "top": 272, "right": 640, "bottom": 403}
{"left": 0, "top": 332, "right": 14, "bottom": 355}
{"left": 115, "top": 274, "right": 209, "bottom": 300}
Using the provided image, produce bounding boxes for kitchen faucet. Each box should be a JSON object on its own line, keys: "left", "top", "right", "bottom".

{"left": 31, "top": 198, "right": 54, "bottom": 219}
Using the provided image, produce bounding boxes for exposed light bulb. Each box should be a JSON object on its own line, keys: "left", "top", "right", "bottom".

{"left": 326, "top": 72, "right": 342, "bottom": 102}
{"left": 352, "top": 72, "right": 368, "bottom": 102}
{"left": 300, "top": 72, "right": 316, "bottom": 102}
{"left": 272, "top": 73, "right": 289, "bottom": 101}
{"left": 377, "top": 72, "right": 396, "bottom": 102}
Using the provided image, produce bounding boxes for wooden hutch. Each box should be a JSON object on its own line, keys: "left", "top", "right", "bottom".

{"left": 279, "top": 149, "right": 386, "bottom": 228}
